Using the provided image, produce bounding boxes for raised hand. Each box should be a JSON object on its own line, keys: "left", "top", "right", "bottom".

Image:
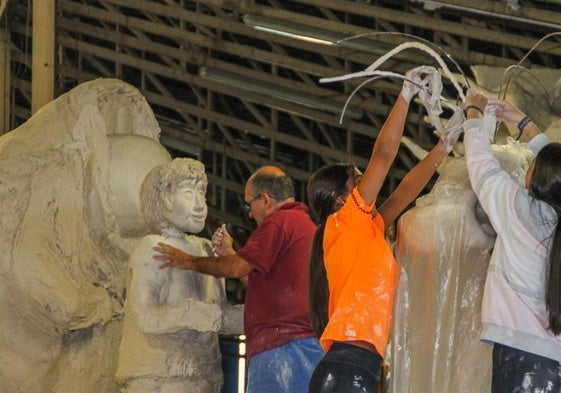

{"left": 486, "top": 99, "right": 525, "bottom": 126}
{"left": 401, "top": 65, "right": 436, "bottom": 103}
{"left": 211, "top": 224, "right": 235, "bottom": 256}
{"left": 464, "top": 90, "right": 488, "bottom": 118}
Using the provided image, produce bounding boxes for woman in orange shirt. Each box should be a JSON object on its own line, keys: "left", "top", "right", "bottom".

{"left": 307, "top": 67, "right": 452, "bottom": 392}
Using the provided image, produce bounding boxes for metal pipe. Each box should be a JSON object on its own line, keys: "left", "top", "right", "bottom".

{"left": 416, "top": 0, "right": 561, "bottom": 30}
{"left": 199, "top": 66, "right": 365, "bottom": 120}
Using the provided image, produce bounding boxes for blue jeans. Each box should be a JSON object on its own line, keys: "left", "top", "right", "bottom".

{"left": 246, "top": 337, "right": 324, "bottom": 393}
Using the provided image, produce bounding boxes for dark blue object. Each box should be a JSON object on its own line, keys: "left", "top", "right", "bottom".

{"left": 220, "top": 335, "right": 246, "bottom": 393}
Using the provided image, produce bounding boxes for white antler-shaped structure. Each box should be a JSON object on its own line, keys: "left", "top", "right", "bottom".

{"left": 320, "top": 42, "right": 466, "bottom": 142}
{"left": 321, "top": 41, "right": 466, "bottom": 102}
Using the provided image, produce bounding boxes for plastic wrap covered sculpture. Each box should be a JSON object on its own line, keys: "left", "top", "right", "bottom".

{"left": 0, "top": 78, "right": 172, "bottom": 392}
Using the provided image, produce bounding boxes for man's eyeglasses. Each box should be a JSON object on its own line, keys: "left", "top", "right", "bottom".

{"left": 243, "top": 194, "right": 262, "bottom": 215}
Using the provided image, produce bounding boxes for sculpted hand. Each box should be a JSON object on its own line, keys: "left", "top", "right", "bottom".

{"left": 152, "top": 242, "right": 194, "bottom": 269}
{"left": 211, "top": 224, "right": 235, "bottom": 256}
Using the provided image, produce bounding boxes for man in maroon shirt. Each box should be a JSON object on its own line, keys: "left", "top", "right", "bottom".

{"left": 153, "top": 166, "right": 323, "bottom": 393}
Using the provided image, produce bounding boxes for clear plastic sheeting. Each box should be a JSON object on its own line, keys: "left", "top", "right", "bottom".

{"left": 389, "top": 140, "right": 534, "bottom": 393}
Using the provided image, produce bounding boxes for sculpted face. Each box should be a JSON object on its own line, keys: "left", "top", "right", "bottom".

{"left": 162, "top": 178, "right": 208, "bottom": 234}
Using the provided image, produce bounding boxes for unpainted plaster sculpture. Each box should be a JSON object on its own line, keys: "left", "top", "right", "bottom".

{"left": 0, "top": 78, "right": 172, "bottom": 392}
{"left": 115, "top": 158, "right": 243, "bottom": 393}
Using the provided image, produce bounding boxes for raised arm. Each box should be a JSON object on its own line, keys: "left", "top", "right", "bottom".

{"left": 212, "top": 223, "right": 249, "bottom": 287}
{"left": 358, "top": 67, "right": 430, "bottom": 205}
{"left": 378, "top": 138, "right": 449, "bottom": 226}
{"left": 487, "top": 99, "right": 543, "bottom": 142}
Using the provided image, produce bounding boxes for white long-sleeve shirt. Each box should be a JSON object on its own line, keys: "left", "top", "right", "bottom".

{"left": 463, "top": 120, "right": 561, "bottom": 362}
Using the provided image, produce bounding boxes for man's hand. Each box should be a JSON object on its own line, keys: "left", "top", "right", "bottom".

{"left": 153, "top": 242, "right": 194, "bottom": 269}
{"left": 211, "top": 224, "right": 236, "bottom": 256}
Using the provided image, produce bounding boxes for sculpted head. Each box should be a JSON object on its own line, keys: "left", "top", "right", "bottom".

{"left": 140, "top": 158, "right": 208, "bottom": 236}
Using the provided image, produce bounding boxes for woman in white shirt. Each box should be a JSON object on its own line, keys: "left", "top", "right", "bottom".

{"left": 462, "top": 93, "right": 561, "bottom": 392}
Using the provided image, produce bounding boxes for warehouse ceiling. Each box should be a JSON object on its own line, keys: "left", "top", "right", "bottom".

{"left": 4, "top": 0, "right": 561, "bottom": 235}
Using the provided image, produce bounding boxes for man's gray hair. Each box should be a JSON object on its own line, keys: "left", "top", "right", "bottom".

{"left": 250, "top": 172, "right": 294, "bottom": 200}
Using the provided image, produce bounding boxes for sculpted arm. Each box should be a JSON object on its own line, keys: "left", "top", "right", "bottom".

{"left": 128, "top": 236, "right": 226, "bottom": 334}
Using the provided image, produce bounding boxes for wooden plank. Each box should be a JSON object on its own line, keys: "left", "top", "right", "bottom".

{"left": 0, "top": 27, "right": 10, "bottom": 134}
{"left": 56, "top": 34, "right": 390, "bottom": 137}
{"left": 161, "top": 125, "right": 314, "bottom": 183}
{"left": 57, "top": 2, "right": 398, "bottom": 107}
{"left": 202, "top": 0, "right": 560, "bottom": 62}
{"left": 430, "top": 0, "right": 561, "bottom": 28}
{"left": 142, "top": 89, "right": 370, "bottom": 167}
{"left": 0, "top": 0, "right": 6, "bottom": 17}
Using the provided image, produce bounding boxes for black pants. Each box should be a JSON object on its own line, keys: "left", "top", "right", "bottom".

{"left": 492, "top": 343, "right": 561, "bottom": 393}
{"left": 309, "top": 342, "right": 383, "bottom": 393}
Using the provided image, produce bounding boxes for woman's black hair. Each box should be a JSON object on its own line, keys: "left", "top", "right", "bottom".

{"left": 306, "top": 163, "right": 354, "bottom": 337}
{"left": 530, "top": 142, "right": 561, "bottom": 335}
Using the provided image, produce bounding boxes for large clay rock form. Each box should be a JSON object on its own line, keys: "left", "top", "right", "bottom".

{"left": 0, "top": 78, "right": 171, "bottom": 393}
